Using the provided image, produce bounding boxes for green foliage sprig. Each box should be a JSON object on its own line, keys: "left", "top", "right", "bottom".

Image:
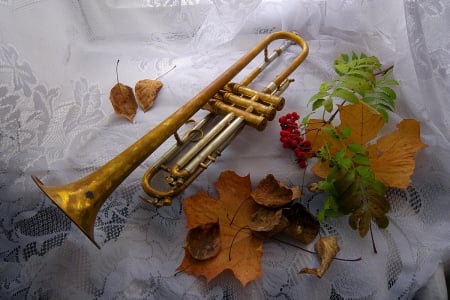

{"left": 307, "top": 52, "right": 398, "bottom": 123}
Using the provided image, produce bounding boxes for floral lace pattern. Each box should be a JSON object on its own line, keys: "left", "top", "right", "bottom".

{"left": 1, "top": 0, "right": 449, "bottom": 299}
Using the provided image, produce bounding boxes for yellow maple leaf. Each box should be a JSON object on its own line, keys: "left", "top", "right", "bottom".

{"left": 308, "top": 103, "right": 425, "bottom": 189}
{"left": 178, "top": 171, "right": 263, "bottom": 286}
{"left": 337, "top": 103, "right": 384, "bottom": 145}
{"left": 368, "top": 119, "right": 426, "bottom": 188}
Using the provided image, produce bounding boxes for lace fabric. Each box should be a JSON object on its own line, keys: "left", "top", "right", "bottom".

{"left": 1, "top": 0, "right": 449, "bottom": 299}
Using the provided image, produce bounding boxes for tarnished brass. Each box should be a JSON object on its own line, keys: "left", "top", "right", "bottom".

{"left": 32, "top": 31, "right": 309, "bottom": 247}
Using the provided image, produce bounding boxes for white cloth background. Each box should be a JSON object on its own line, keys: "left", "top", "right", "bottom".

{"left": 1, "top": 0, "right": 449, "bottom": 299}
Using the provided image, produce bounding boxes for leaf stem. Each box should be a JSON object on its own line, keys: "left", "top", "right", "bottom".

{"left": 370, "top": 222, "right": 378, "bottom": 254}
{"left": 116, "top": 59, "right": 120, "bottom": 84}
{"left": 374, "top": 65, "right": 393, "bottom": 77}
{"left": 272, "top": 237, "right": 362, "bottom": 262}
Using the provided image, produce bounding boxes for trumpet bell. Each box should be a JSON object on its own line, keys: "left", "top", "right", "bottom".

{"left": 32, "top": 175, "right": 101, "bottom": 248}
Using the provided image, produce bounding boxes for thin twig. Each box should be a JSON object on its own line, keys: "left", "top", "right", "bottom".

{"left": 272, "top": 237, "right": 362, "bottom": 262}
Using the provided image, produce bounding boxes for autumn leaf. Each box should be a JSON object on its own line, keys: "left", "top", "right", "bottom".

{"left": 305, "top": 118, "right": 334, "bottom": 154}
{"left": 249, "top": 207, "right": 290, "bottom": 238}
{"left": 135, "top": 79, "right": 163, "bottom": 112}
{"left": 299, "top": 235, "right": 340, "bottom": 278}
{"left": 178, "top": 171, "right": 263, "bottom": 286}
{"left": 109, "top": 83, "right": 138, "bottom": 122}
{"left": 368, "top": 119, "right": 426, "bottom": 188}
{"left": 251, "top": 174, "right": 300, "bottom": 208}
{"left": 309, "top": 103, "right": 424, "bottom": 189}
{"left": 282, "top": 203, "right": 320, "bottom": 245}
{"left": 186, "top": 222, "right": 221, "bottom": 260}
{"left": 337, "top": 103, "right": 383, "bottom": 145}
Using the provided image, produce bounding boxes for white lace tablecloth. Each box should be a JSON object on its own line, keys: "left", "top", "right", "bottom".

{"left": 1, "top": 0, "right": 450, "bottom": 299}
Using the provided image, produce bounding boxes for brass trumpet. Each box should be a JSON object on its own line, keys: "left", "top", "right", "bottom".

{"left": 32, "top": 31, "right": 309, "bottom": 248}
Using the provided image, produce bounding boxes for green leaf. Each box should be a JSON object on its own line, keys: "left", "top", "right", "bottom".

{"left": 301, "top": 112, "right": 314, "bottom": 125}
{"left": 340, "top": 127, "right": 352, "bottom": 139}
{"left": 377, "top": 107, "right": 389, "bottom": 123}
{"left": 347, "top": 143, "right": 367, "bottom": 154}
{"left": 308, "top": 91, "right": 329, "bottom": 104}
{"left": 340, "top": 157, "right": 353, "bottom": 170}
{"left": 347, "top": 70, "right": 375, "bottom": 82}
{"left": 352, "top": 154, "right": 371, "bottom": 166}
{"left": 324, "top": 98, "right": 334, "bottom": 113}
{"left": 332, "top": 88, "right": 360, "bottom": 104}
{"left": 356, "top": 166, "right": 373, "bottom": 179}
{"left": 370, "top": 180, "right": 386, "bottom": 196}
{"left": 378, "top": 86, "right": 397, "bottom": 100}
{"left": 320, "top": 81, "right": 333, "bottom": 92}
{"left": 312, "top": 98, "right": 325, "bottom": 111}
{"left": 334, "top": 169, "right": 356, "bottom": 194}
{"left": 336, "top": 76, "right": 372, "bottom": 96}
{"left": 374, "top": 215, "right": 389, "bottom": 228}
{"left": 338, "top": 182, "right": 362, "bottom": 214}
{"left": 341, "top": 53, "right": 349, "bottom": 63}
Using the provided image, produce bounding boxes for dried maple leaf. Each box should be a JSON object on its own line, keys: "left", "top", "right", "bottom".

{"left": 186, "top": 221, "right": 221, "bottom": 261}
{"left": 135, "top": 79, "right": 163, "bottom": 112}
{"left": 368, "top": 119, "right": 426, "bottom": 189}
{"left": 251, "top": 174, "right": 300, "bottom": 208}
{"left": 299, "top": 235, "right": 340, "bottom": 278}
{"left": 178, "top": 171, "right": 263, "bottom": 286}
{"left": 109, "top": 83, "right": 138, "bottom": 122}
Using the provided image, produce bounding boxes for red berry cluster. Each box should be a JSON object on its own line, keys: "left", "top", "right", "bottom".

{"left": 278, "top": 112, "right": 312, "bottom": 168}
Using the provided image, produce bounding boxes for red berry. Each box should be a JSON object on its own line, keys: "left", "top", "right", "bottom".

{"left": 289, "top": 139, "right": 299, "bottom": 147}
{"left": 298, "top": 160, "right": 307, "bottom": 168}
{"left": 280, "top": 130, "right": 290, "bottom": 137}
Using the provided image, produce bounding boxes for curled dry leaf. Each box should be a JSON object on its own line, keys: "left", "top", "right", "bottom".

{"left": 109, "top": 83, "right": 138, "bottom": 122}
{"left": 186, "top": 221, "right": 221, "bottom": 261}
{"left": 135, "top": 79, "right": 163, "bottom": 112}
{"left": 251, "top": 174, "right": 301, "bottom": 208}
{"left": 249, "top": 207, "right": 289, "bottom": 238}
{"left": 282, "top": 203, "right": 320, "bottom": 245}
{"left": 299, "top": 235, "right": 340, "bottom": 278}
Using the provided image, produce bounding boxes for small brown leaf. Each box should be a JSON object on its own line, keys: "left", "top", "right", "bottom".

{"left": 249, "top": 207, "right": 289, "bottom": 238}
{"left": 135, "top": 79, "right": 163, "bottom": 112}
{"left": 109, "top": 83, "right": 138, "bottom": 122}
{"left": 251, "top": 174, "right": 300, "bottom": 208}
{"left": 299, "top": 235, "right": 340, "bottom": 278}
{"left": 186, "top": 222, "right": 221, "bottom": 261}
{"left": 282, "top": 203, "right": 320, "bottom": 245}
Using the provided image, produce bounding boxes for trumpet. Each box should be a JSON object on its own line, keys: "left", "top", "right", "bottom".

{"left": 32, "top": 31, "right": 309, "bottom": 248}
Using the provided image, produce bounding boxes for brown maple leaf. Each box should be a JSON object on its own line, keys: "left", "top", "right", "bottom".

{"left": 109, "top": 83, "right": 138, "bottom": 122}
{"left": 178, "top": 171, "right": 263, "bottom": 286}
